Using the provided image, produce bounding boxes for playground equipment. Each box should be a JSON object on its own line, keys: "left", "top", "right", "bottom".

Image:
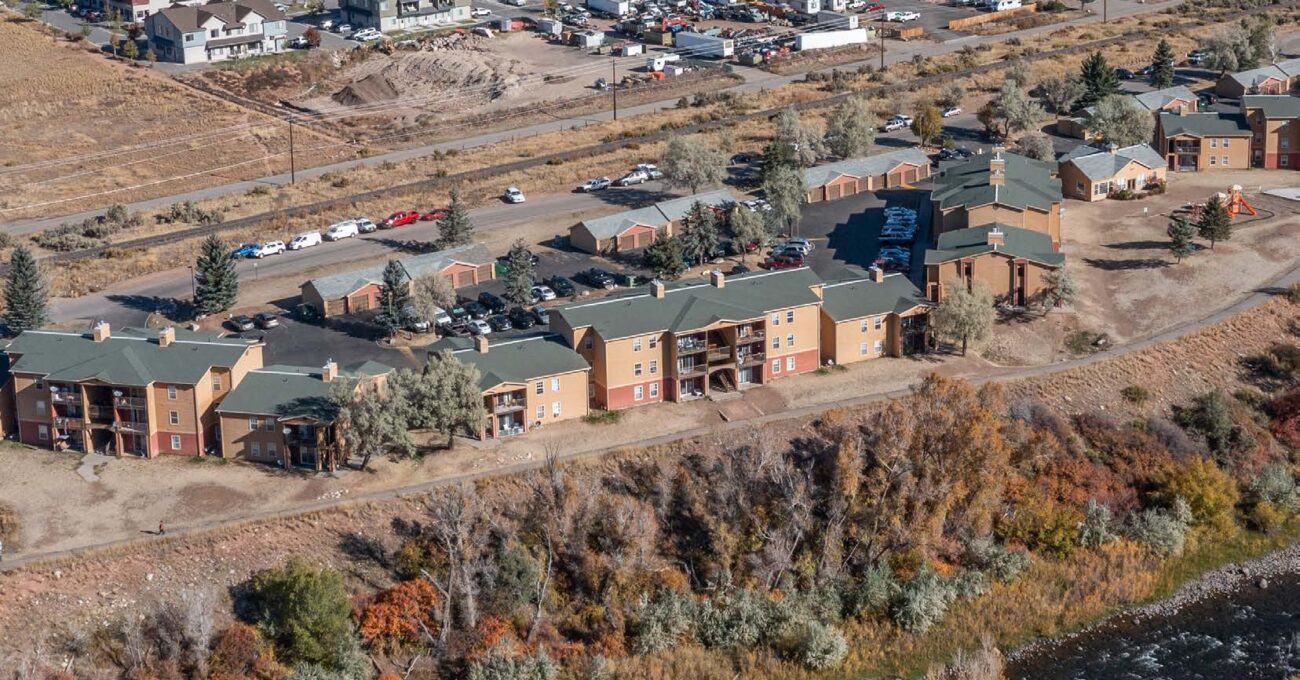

{"left": 1188, "top": 185, "right": 1258, "bottom": 222}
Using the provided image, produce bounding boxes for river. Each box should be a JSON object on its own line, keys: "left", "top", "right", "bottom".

{"left": 1008, "top": 573, "right": 1300, "bottom": 679}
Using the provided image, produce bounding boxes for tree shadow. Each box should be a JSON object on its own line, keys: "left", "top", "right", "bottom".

{"left": 369, "top": 238, "right": 440, "bottom": 255}
{"left": 1081, "top": 257, "right": 1171, "bottom": 271}
{"left": 338, "top": 531, "right": 391, "bottom": 571}
{"left": 589, "top": 186, "right": 675, "bottom": 210}
{"left": 1103, "top": 240, "right": 1172, "bottom": 250}
{"left": 105, "top": 294, "right": 193, "bottom": 322}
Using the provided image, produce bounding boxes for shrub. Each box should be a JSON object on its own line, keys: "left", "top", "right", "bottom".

{"left": 1157, "top": 458, "right": 1239, "bottom": 530}
{"left": 1121, "top": 385, "right": 1150, "bottom": 405}
{"left": 844, "top": 563, "right": 898, "bottom": 619}
{"left": 891, "top": 567, "right": 956, "bottom": 634}
{"left": 582, "top": 410, "right": 622, "bottom": 425}
{"left": 358, "top": 579, "right": 441, "bottom": 652}
{"left": 246, "top": 559, "right": 354, "bottom": 667}
{"left": 1287, "top": 282, "right": 1300, "bottom": 305}
{"left": 996, "top": 497, "right": 1082, "bottom": 558}
{"left": 1248, "top": 500, "right": 1285, "bottom": 533}
{"left": 211, "top": 623, "right": 286, "bottom": 677}
{"left": 629, "top": 592, "right": 695, "bottom": 655}
{"left": 963, "top": 538, "right": 1029, "bottom": 583}
{"left": 1175, "top": 391, "right": 1252, "bottom": 459}
{"left": 1246, "top": 343, "right": 1300, "bottom": 383}
{"left": 0, "top": 501, "right": 20, "bottom": 549}
{"left": 776, "top": 621, "right": 848, "bottom": 671}
{"left": 1077, "top": 500, "right": 1117, "bottom": 549}
{"left": 1246, "top": 463, "right": 1298, "bottom": 510}
{"left": 1125, "top": 498, "right": 1191, "bottom": 556}
{"left": 466, "top": 646, "right": 559, "bottom": 680}
{"left": 695, "top": 590, "right": 773, "bottom": 649}
{"left": 393, "top": 539, "right": 435, "bottom": 580}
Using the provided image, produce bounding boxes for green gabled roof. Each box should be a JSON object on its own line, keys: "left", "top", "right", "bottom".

{"left": 931, "top": 152, "right": 1061, "bottom": 214}
{"left": 819, "top": 267, "right": 930, "bottom": 322}
{"left": 1242, "top": 95, "right": 1300, "bottom": 119}
{"left": 553, "top": 267, "right": 825, "bottom": 340}
{"left": 429, "top": 333, "right": 590, "bottom": 391}
{"left": 925, "top": 224, "right": 1065, "bottom": 267}
{"left": 215, "top": 362, "right": 394, "bottom": 420}
{"left": 5, "top": 327, "right": 259, "bottom": 387}
{"left": 1158, "top": 112, "right": 1251, "bottom": 138}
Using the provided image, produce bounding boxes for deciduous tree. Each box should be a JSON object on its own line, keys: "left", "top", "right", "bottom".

{"left": 979, "top": 80, "right": 1042, "bottom": 139}
{"left": 503, "top": 238, "right": 535, "bottom": 307}
{"left": 304, "top": 26, "right": 322, "bottom": 47}
{"left": 332, "top": 379, "right": 414, "bottom": 470}
{"left": 1197, "top": 195, "right": 1232, "bottom": 249}
{"left": 1037, "top": 75, "right": 1084, "bottom": 115}
{"left": 1040, "top": 266, "right": 1077, "bottom": 309}
{"left": 4, "top": 246, "right": 47, "bottom": 334}
{"left": 1013, "top": 131, "right": 1055, "bottom": 162}
{"left": 762, "top": 164, "right": 806, "bottom": 235}
{"left": 193, "top": 234, "right": 239, "bottom": 316}
{"left": 1151, "top": 39, "right": 1175, "bottom": 88}
{"left": 933, "top": 282, "right": 995, "bottom": 355}
{"left": 680, "top": 201, "right": 720, "bottom": 265}
{"left": 661, "top": 136, "right": 726, "bottom": 194}
{"left": 1205, "top": 26, "right": 1255, "bottom": 74}
{"left": 411, "top": 272, "right": 455, "bottom": 326}
{"left": 773, "top": 107, "right": 825, "bottom": 168}
{"left": 438, "top": 186, "right": 474, "bottom": 248}
{"left": 823, "top": 96, "right": 876, "bottom": 159}
{"left": 1086, "top": 94, "right": 1155, "bottom": 147}
{"left": 729, "top": 207, "right": 768, "bottom": 263}
{"left": 911, "top": 105, "right": 943, "bottom": 146}
{"left": 938, "top": 83, "right": 966, "bottom": 111}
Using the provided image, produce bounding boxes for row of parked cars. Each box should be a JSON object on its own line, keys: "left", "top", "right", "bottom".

{"left": 876, "top": 206, "right": 918, "bottom": 272}
{"left": 229, "top": 210, "right": 451, "bottom": 260}
{"left": 575, "top": 164, "right": 664, "bottom": 192}
{"left": 762, "top": 238, "right": 815, "bottom": 269}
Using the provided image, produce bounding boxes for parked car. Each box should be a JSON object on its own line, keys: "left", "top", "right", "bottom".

{"left": 764, "top": 255, "right": 804, "bottom": 269}
{"left": 937, "top": 147, "right": 972, "bottom": 161}
{"left": 380, "top": 210, "right": 419, "bottom": 229}
{"left": 352, "top": 28, "right": 383, "bottom": 41}
{"left": 325, "top": 220, "right": 359, "bottom": 241}
{"left": 636, "top": 163, "right": 664, "bottom": 179}
{"left": 467, "top": 319, "right": 492, "bottom": 335}
{"left": 865, "top": 2, "right": 885, "bottom": 10}
{"left": 254, "top": 312, "right": 280, "bottom": 329}
{"left": 730, "top": 263, "right": 752, "bottom": 275}
{"left": 448, "top": 303, "right": 470, "bottom": 323}
{"left": 531, "top": 306, "right": 550, "bottom": 325}
{"left": 289, "top": 36, "right": 311, "bottom": 49}
{"left": 742, "top": 199, "right": 772, "bottom": 212}
{"left": 227, "top": 315, "right": 256, "bottom": 332}
{"left": 1115, "top": 68, "right": 1134, "bottom": 80}
{"left": 420, "top": 209, "right": 447, "bottom": 221}
{"left": 584, "top": 268, "right": 617, "bottom": 289}
{"left": 335, "top": 22, "right": 353, "bottom": 33}
{"left": 478, "top": 292, "right": 507, "bottom": 314}
{"left": 488, "top": 314, "right": 513, "bottom": 332}
{"left": 941, "top": 106, "right": 962, "bottom": 118}
{"left": 503, "top": 186, "right": 527, "bottom": 203}
{"left": 288, "top": 231, "right": 322, "bottom": 250}
{"left": 508, "top": 306, "right": 537, "bottom": 328}
{"left": 405, "top": 305, "right": 431, "bottom": 333}
{"left": 254, "top": 240, "right": 286, "bottom": 257}
{"left": 885, "top": 10, "right": 919, "bottom": 21}
{"left": 530, "top": 285, "right": 557, "bottom": 302}
{"left": 1188, "top": 49, "right": 1211, "bottom": 66}
{"left": 431, "top": 307, "right": 453, "bottom": 328}
{"left": 471, "top": 6, "right": 491, "bottom": 15}
{"left": 616, "top": 169, "right": 649, "bottom": 186}
{"left": 846, "top": 0, "right": 866, "bottom": 9}
{"left": 463, "top": 300, "right": 490, "bottom": 319}
{"left": 230, "top": 243, "right": 260, "bottom": 259}
{"left": 1137, "top": 64, "right": 1155, "bottom": 77}
{"left": 354, "top": 217, "right": 378, "bottom": 233}
{"left": 780, "top": 238, "right": 814, "bottom": 254}
{"left": 578, "top": 177, "right": 612, "bottom": 192}
{"left": 443, "top": 321, "right": 471, "bottom": 337}
{"left": 273, "top": 2, "right": 288, "bottom": 11}
{"left": 548, "top": 275, "right": 576, "bottom": 296}
{"left": 882, "top": 118, "right": 908, "bottom": 132}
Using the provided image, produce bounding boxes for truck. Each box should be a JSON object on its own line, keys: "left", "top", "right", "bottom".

{"left": 586, "top": 0, "right": 630, "bottom": 14}
{"left": 674, "top": 30, "right": 735, "bottom": 58}
{"left": 794, "top": 27, "right": 868, "bottom": 50}
{"left": 646, "top": 53, "right": 682, "bottom": 71}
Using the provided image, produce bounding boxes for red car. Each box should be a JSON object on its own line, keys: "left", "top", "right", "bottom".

{"left": 866, "top": 3, "right": 885, "bottom": 11}
{"left": 420, "top": 209, "right": 448, "bottom": 222}
{"left": 380, "top": 210, "right": 420, "bottom": 229}
{"left": 764, "top": 255, "right": 804, "bottom": 270}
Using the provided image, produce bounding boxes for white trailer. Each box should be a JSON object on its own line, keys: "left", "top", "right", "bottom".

{"left": 674, "top": 31, "right": 734, "bottom": 58}
{"left": 587, "top": 0, "right": 630, "bottom": 14}
{"left": 646, "top": 53, "right": 682, "bottom": 71}
{"left": 794, "top": 27, "right": 868, "bottom": 50}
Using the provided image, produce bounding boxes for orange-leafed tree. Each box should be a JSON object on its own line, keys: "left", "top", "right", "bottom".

{"left": 209, "top": 623, "right": 287, "bottom": 680}
{"left": 359, "top": 579, "right": 442, "bottom": 653}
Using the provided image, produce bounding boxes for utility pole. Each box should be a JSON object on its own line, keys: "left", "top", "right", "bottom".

{"left": 611, "top": 57, "right": 618, "bottom": 121}
{"left": 1103, "top": 0, "right": 1108, "bottom": 22}
{"left": 288, "top": 117, "right": 296, "bottom": 185}
{"left": 187, "top": 265, "right": 196, "bottom": 300}
{"left": 879, "top": 17, "right": 885, "bottom": 70}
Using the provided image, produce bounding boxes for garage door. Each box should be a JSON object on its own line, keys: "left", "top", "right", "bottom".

{"left": 618, "top": 236, "right": 635, "bottom": 251}
{"left": 455, "top": 270, "right": 475, "bottom": 288}
{"left": 350, "top": 295, "right": 370, "bottom": 313}
{"left": 904, "top": 167, "right": 919, "bottom": 183}
{"left": 827, "top": 184, "right": 842, "bottom": 200}
{"left": 888, "top": 171, "right": 905, "bottom": 187}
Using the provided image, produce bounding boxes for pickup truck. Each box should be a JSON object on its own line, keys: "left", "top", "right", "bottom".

{"left": 885, "top": 10, "right": 919, "bottom": 20}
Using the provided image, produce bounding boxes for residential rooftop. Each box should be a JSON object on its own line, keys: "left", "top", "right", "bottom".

{"left": 5, "top": 326, "right": 259, "bottom": 387}
{"left": 1223, "top": 57, "right": 1300, "bottom": 89}
{"left": 577, "top": 189, "right": 735, "bottom": 240}
{"left": 931, "top": 151, "right": 1062, "bottom": 213}
{"left": 155, "top": 0, "right": 285, "bottom": 32}
{"left": 1132, "top": 85, "right": 1198, "bottom": 112}
{"left": 216, "top": 361, "right": 393, "bottom": 421}
{"left": 1158, "top": 111, "right": 1252, "bottom": 137}
{"left": 304, "top": 242, "right": 491, "bottom": 300}
{"left": 1242, "top": 94, "right": 1300, "bottom": 118}
{"left": 429, "top": 333, "right": 590, "bottom": 391}
{"left": 802, "top": 148, "right": 931, "bottom": 188}
{"left": 925, "top": 224, "right": 1065, "bottom": 267}
{"left": 1059, "top": 143, "right": 1165, "bottom": 181}
{"left": 819, "top": 267, "right": 931, "bottom": 322}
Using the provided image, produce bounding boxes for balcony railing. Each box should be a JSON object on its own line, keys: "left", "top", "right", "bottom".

{"left": 51, "top": 392, "right": 82, "bottom": 405}
{"left": 738, "top": 352, "right": 766, "bottom": 366}
{"left": 676, "top": 339, "right": 707, "bottom": 354}
{"left": 113, "top": 396, "right": 147, "bottom": 409}
{"left": 493, "top": 400, "right": 526, "bottom": 414}
{"left": 54, "top": 416, "right": 84, "bottom": 430}
{"left": 676, "top": 362, "right": 706, "bottom": 377}
{"left": 736, "top": 330, "right": 766, "bottom": 344}
{"left": 112, "top": 421, "right": 147, "bottom": 434}
{"left": 706, "top": 347, "right": 733, "bottom": 364}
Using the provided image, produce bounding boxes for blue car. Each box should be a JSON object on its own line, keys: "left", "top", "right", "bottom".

{"left": 230, "top": 243, "right": 260, "bottom": 259}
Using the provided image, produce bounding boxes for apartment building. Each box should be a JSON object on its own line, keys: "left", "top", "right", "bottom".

{"left": 924, "top": 224, "right": 1065, "bottom": 306}
{"left": 1156, "top": 111, "right": 1252, "bottom": 172}
{"left": 930, "top": 150, "right": 1063, "bottom": 250}
{"left": 1215, "top": 58, "right": 1300, "bottom": 100}
{"left": 568, "top": 190, "right": 734, "bottom": 255}
{"left": 1242, "top": 95, "right": 1300, "bottom": 169}
{"left": 4, "top": 323, "right": 263, "bottom": 458}
{"left": 818, "top": 266, "right": 931, "bottom": 365}
{"left": 432, "top": 334, "right": 591, "bottom": 439}
{"left": 340, "top": 0, "right": 470, "bottom": 32}
{"left": 215, "top": 360, "right": 392, "bottom": 470}
{"left": 1058, "top": 142, "right": 1167, "bottom": 202}
{"left": 802, "top": 148, "right": 932, "bottom": 203}
{"left": 145, "top": 0, "right": 288, "bottom": 65}
{"left": 301, "top": 242, "right": 494, "bottom": 319}
{"left": 551, "top": 268, "right": 824, "bottom": 409}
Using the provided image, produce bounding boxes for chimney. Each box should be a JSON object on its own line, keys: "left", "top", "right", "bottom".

{"left": 988, "top": 149, "right": 1005, "bottom": 187}
{"left": 710, "top": 270, "right": 726, "bottom": 288}
{"left": 322, "top": 359, "right": 338, "bottom": 383}
{"left": 869, "top": 265, "right": 885, "bottom": 283}
{"left": 92, "top": 321, "right": 111, "bottom": 342}
{"left": 986, "top": 227, "right": 1005, "bottom": 249}
{"left": 474, "top": 335, "right": 489, "bottom": 353}
{"left": 158, "top": 326, "right": 176, "bottom": 348}
{"left": 651, "top": 279, "right": 666, "bottom": 298}
{"left": 1179, "top": 106, "right": 1189, "bottom": 117}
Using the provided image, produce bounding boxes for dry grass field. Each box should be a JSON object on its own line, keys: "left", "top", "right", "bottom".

{"left": 0, "top": 18, "right": 355, "bottom": 219}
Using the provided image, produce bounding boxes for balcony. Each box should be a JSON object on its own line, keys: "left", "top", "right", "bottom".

{"left": 112, "top": 421, "right": 147, "bottom": 434}
{"left": 51, "top": 392, "right": 82, "bottom": 405}
{"left": 676, "top": 362, "right": 706, "bottom": 377}
{"left": 676, "top": 338, "right": 707, "bottom": 354}
{"left": 113, "top": 396, "right": 146, "bottom": 409}
{"left": 736, "top": 330, "right": 766, "bottom": 344}
{"left": 493, "top": 399, "right": 526, "bottom": 414}
{"left": 706, "top": 347, "right": 734, "bottom": 364}
{"left": 54, "top": 416, "right": 84, "bottom": 430}
{"left": 738, "top": 352, "right": 766, "bottom": 366}
{"left": 286, "top": 429, "right": 318, "bottom": 444}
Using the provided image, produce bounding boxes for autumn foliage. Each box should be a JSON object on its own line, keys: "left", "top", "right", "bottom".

{"left": 359, "top": 579, "right": 442, "bottom": 653}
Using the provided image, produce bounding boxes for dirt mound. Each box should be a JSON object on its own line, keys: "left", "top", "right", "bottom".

{"left": 332, "top": 70, "right": 399, "bottom": 106}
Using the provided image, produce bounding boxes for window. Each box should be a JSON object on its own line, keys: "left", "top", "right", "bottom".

{"left": 171, "top": 435, "right": 182, "bottom": 450}
{"left": 249, "top": 417, "right": 259, "bottom": 431}
{"left": 551, "top": 378, "right": 560, "bottom": 392}
{"left": 535, "top": 382, "right": 544, "bottom": 395}
{"left": 1076, "top": 181, "right": 1084, "bottom": 193}
{"left": 1209, "top": 138, "right": 1217, "bottom": 148}
{"left": 1222, "top": 138, "right": 1229, "bottom": 147}
{"left": 874, "top": 317, "right": 883, "bottom": 331}
{"left": 34, "top": 379, "right": 44, "bottom": 391}
{"left": 859, "top": 342, "right": 868, "bottom": 356}
{"left": 1209, "top": 156, "right": 1217, "bottom": 166}
{"left": 168, "top": 410, "right": 179, "bottom": 426}
{"left": 38, "top": 425, "right": 48, "bottom": 441}
{"left": 649, "top": 382, "right": 659, "bottom": 397}
{"left": 185, "top": 33, "right": 194, "bottom": 42}
{"left": 1282, "top": 137, "right": 1291, "bottom": 149}
{"left": 786, "top": 310, "right": 795, "bottom": 323}
{"left": 771, "top": 313, "right": 780, "bottom": 326}
{"left": 212, "top": 375, "right": 222, "bottom": 391}
{"left": 250, "top": 442, "right": 261, "bottom": 457}
{"left": 860, "top": 319, "right": 869, "bottom": 332}
{"left": 649, "top": 360, "right": 658, "bottom": 374}
{"left": 634, "top": 385, "right": 644, "bottom": 401}
{"left": 267, "top": 443, "right": 277, "bottom": 457}
{"left": 265, "top": 419, "right": 274, "bottom": 432}
{"left": 649, "top": 336, "right": 657, "bottom": 349}
{"left": 167, "top": 385, "right": 177, "bottom": 400}
{"left": 772, "top": 336, "right": 780, "bottom": 349}
{"left": 210, "top": 29, "right": 219, "bottom": 37}
{"left": 874, "top": 340, "right": 884, "bottom": 354}
{"left": 1222, "top": 156, "right": 1229, "bottom": 166}
{"left": 537, "top": 404, "right": 545, "bottom": 420}
{"left": 634, "top": 363, "right": 643, "bottom": 377}
{"left": 786, "top": 356, "right": 796, "bottom": 371}
{"left": 584, "top": 336, "right": 593, "bottom": 350}
{"left": 36, "top": 400, "right": 46, "bottom": 416}
{"left": 633, "top": 338, "right": 642, "bottom": 352}
{"left": 552, "top": 401, "right": 561, "bottom": 417}
{"left": 1283, "top": 155, "right": 1291, "bottom": 167}
{"left": 786, "top": 333, "right": 794, "bottom": 347}
{"left": 771, "top": 359, "right": 781, "bottom": 374}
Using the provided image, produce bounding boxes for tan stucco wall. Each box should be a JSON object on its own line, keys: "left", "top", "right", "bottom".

{"left": 1060, "top": 159, "right": 1166, "bottom": 202}
{"left": 512, "top": 368, "right": 590, "bottom": 426}
{"left": 765, "top": 303, "right": 821, "bottom": 363}
{"left": 219, "top": 411, "right": 287, "bottom": 462}
{"left": 599, "top": 332, "right": 670, "bottom": 390}
{"left": 820, "top": 312, "right": 891, "bottom": 365}
{"left": 926, "top": 254, "right": 1058, "bottom": 303}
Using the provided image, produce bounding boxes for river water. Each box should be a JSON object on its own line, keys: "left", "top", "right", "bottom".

{"left": 1008, "top": 573, "right": 1300, "bottom": 679}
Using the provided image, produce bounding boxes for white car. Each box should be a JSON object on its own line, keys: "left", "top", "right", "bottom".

{"left": 636, "top": 163, "right": 664, "bottom": 179}
{"left": 335, "top": 22, "right": 352, "bottom": 33}
{"left": 354, "top": 217, "right": 377, "bottom": 233}
{"left": 274, "top": 2, "right": 289, "bottom": 11}
{"left": 471, "top": 6, "right": 491, "bottom": 15}
{"left": 432, "top": 306, "right": 453, "bottom": 328}
{"left": 324, "top": 220, "right": 359, "bottom": 241}
{"left": 467, "top": 319, "right": 492, "bottom": 335}
{"left": 254, "top": 240, "right": 286, "bottom": 257}
{"left": 886, "top": 10, "right": 919, "bottom": 21}
{"left": 616, "top": 170, "right": 648, "bottom": 186}
{"left": 942, "top": 106, "right": 962, "bottom": 118}
{"left": 288, "top": 231, "right": 322, "bottom": 250}
{"left": 578, "top": 177, "right": 611, "bottom": 192}
{"left": 531, "top": 285, "right": 557, "bottom": 301}
{"left": 882, "top": 118, "right": 908, "bottom": 132}
{"left": 779, "top": 238, "right": 814, "bottom": 254}
{"left": 503, "top": 186, "right": 526, "bottom": 203}
{"left": 353, "top": 28, "right": 382, "bottom": 41}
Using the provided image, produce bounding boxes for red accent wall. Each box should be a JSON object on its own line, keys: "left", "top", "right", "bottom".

{"left": 768, "top": 348, "right": 820, "bottom": 381}
{"left": 1263, "top": 153, "right": 1300, "bottom": 169}
{"left": 604, "top": 379, "right": 669, "bottom": 410}
{"left": 17, "top": 419, "right": 48, "bottom": 447}
{"left": 151, "top": 431, "right": 200, "bottom": 456}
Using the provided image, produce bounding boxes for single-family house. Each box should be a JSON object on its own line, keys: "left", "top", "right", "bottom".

{"left": 1156, "top": 111, "right": 1252, "bottom": 172}
{"left": 146, "top": 0, "right": 287, "bottom": 65}
{"left": 568, "top": 189, "right": 734, "bottom": 254}
{"left": 802, "top": 148, "right": 931, "bottom": 203}
{"left": 1215, "top": 58, "right": 1300, "bottom": 100}
{"left": 930, "top": 150, "right": 1064, "bottom": 249}
{"left": 1133, "top": 85, "right": 1199, "bottom": 115}
{"left": 1242, "top": 94, "right": 1300, "bottom": 169}
{"left": 1057, "top": 142, "right": 1167, "bottom": 201}
{"left": 924, "top": 224, "right": 1065, "bottom": 306}
{"left": 340, "top": 0, "right": 470, "bottom": 33}
{"left": 300, "top": 242, "right": 494, "bottom": 319}
{"left": 817, "top": 266, "right": 931, "bottom": 365}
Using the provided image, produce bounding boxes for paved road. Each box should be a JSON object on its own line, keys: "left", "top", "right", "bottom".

{"left": 7, "top": 233, "right": 1298, "bottom": 571}
{"left": 3, "top": 0, "right": 1180, "bottom": 232}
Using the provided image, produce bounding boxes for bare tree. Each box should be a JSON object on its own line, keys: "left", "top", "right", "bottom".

{"left": 424, "top": 484, "right": 491, "bottom": 638}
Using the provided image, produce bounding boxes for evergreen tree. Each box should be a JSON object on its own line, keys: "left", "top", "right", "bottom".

{"left": 1079, "top": 51, "right": 1119, "bottom": 107}
{"left": 1151, "top": 39, "right": 1176, "bottom": 89}
{"left": 1169, "top": 216, "right": 1195, "bottom": 262}
{"left": 642, "top": 236, "right": 686, "bottom": 279}
{"left": 680, "top": 202, "right": 720, "bottom": 266}
{"left": 1197, "top": 196, "right": 1232, "bottom": 249}
{"left": 503, "top": 239, "right": 535, "bottom": 307}
{"left": 377, "top": 259, "right": 411, "bottom": 334}
{"left": 193, "top": 234, "right": 239, "bottom": 316}
{"left": 4, "top": 245, "right": 47, "bottom": 334}
{"left": 438, "top": 186, "right": 473, "bottom": 248}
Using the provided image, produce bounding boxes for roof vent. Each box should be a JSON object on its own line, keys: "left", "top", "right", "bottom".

{"left": 650, "top": 279, "right": 666, "bottom": 298}
{"left": 158, "top": 326, "right": 176, "bottom": 348}
{"left": 474, "top": 335, "right": 489, "bottom": 353}
{"left": 92, "top": 321, "right": 111, "bottom": 343}
{"left": 322, "top": 359, "right": 338, "bottom": 383}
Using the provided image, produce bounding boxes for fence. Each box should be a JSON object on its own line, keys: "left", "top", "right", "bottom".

{"left": 947, "top": 3, "right": 1038, "bottom": 30}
